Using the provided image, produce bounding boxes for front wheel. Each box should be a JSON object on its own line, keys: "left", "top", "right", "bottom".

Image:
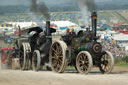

{"left": 32, "top": 50, "right": 41, "bottom": 71}
{"left": 76, "top": 51, "right": 93, "bottom": 74}
{"left": 99, "top": 51, "right": 114, "bottom": 74}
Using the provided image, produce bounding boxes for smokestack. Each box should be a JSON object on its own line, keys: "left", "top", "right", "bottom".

{"left": 46, "top": 21, "right": 51, "bottom": 42}
{"left": 91, "top": 12, "right": 97, "bottom": 38}
{"left": 46, "top": 21, "right": 51, "bottom": 36}
{"left": 39, "top": 21, "right": 52, "bottom": 53}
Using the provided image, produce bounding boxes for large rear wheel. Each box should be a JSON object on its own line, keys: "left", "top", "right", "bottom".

{"left": 49, "top": 40, "right": 67, "bottom": 73}
{"left": 19, "top": 43, "right": 27, "bottom": 70}
{"left": 19, "top": 43, "right": 31, "bottom": 70}
{"left": 25, "top": 43, "right": 32, "bottom": 70}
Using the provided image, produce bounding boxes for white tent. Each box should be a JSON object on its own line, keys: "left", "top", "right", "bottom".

{"left": 112, "top": 33, "right": 128, "bottom": 41}
{"left": 51, "top": 21, "right": 77, "bottom": 28}
{"left": 6, "top": 22, "right": 37, "bottom": 28}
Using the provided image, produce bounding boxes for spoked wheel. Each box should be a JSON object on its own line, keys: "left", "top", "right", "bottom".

{"left": 25, "top": 43, "right": 32, "bottom": 70}
{"left": 76, "top": 51, "right": 93, "bottom": 74}
{"left": 32, "top": 50, "right": 41, "bottom": 71}
{"left": 50, "top": 40, "right": 67, "bottom": 73}
{"left": 99, "top": 51, "right": 114, "bottom": 74}
{"left": 19, "top": 43, "right": 27, "bottom": 70}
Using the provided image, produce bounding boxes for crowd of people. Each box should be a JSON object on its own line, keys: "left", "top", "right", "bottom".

{"left": 101, "top": 38, "right": 126, "bottom": 58}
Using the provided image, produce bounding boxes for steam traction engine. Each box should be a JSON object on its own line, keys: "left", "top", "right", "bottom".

{"left": 19, "top": 21, "right": 56, "bottom": 71}
{"left": 31, "top": 21, "right": 56, "bottom": 71}
{"left": 49, "top": 12, "right": 114, "bottom": 74}
{"left": 18, "top": 26, "right": 42, "bottom": 70}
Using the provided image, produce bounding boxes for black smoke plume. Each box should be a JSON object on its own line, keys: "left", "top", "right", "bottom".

{"left": 31, "top": 0, "right": 37, "bottom": 12}
{"left": 30, "top": 0, "right": 50, "bottom": 20}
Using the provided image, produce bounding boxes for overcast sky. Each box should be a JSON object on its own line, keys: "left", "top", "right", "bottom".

{"left": 0, "top": 0, "right": 72, "bottom": 5}
{"left": 0, "top": 0, "right": 127, "bottom": 8}
{"left": 0, "top": 0, "right": 126, "bottom": 6}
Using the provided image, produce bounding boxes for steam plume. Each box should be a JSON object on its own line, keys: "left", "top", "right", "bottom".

{"left": 81, "top": 0, "right": 97, "bottom": 12}
{"left": 78, "top": 0, "right": 97, "bottom": 27}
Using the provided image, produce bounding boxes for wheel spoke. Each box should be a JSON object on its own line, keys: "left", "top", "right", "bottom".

{"left": 53, "top": 60, "right": 57, "bottom": 68}
{"left": 51, "top": 56, "right": 56, "bottom": 59}
{"left": 56, "top": 43, "right": 59, "bottom": 52}
{"left": 52, "top": 48, "right": 57, "bottom": 54}
{"left": 53, "top": 53, "right": 58, "bottom": 59}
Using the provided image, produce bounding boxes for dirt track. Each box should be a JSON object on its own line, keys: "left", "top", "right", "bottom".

{"left": 0, "top": 67, "right": 128, "bottom": 85}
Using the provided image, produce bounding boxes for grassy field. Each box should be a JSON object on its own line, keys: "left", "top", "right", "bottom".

{"left": 99, "top": 12, "right": 127, "bottom": 23}
{"left": 116, "top": 64, "right": 128, "bottom": 67}
{"left": 0, "top": 10, "right": 128, "bottom": 25}
{"left": 66, "top": 64, "right": 128, "bottom": 69}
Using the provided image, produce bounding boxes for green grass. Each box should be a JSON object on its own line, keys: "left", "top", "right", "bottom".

{"left": 112, "top": 12, "right": 126, "bottom": 22}
{"left": 100, "top": 12, "right": 112, "bottom": 22}
{"left": 116, "top": 64, "right": 128, "bottom": 67}
{"left": 66, "top": 66, "right": 75, "bottom": 69}
{"left": 0, "top": 40, "right": 9, "bottom": 48}
{"left": 99, "top": 11, "right": 127, "bottom": 23}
